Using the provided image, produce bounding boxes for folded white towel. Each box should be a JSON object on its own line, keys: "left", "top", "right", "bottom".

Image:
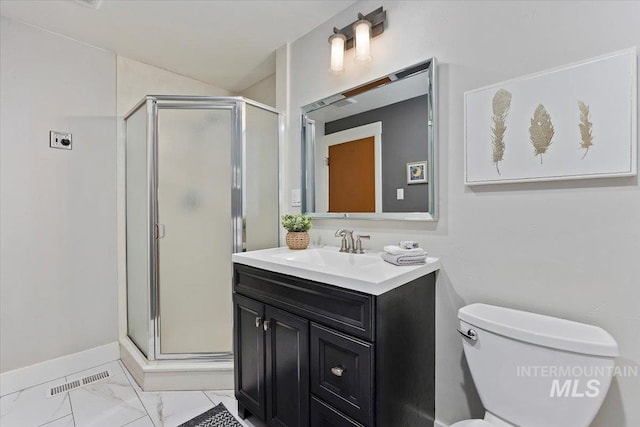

{"left": 383, "top": 245, "right": 426, "bottom": 256}
{"left": 381, "top": 252, "right": 427, "bottom": 266}
{"left": 399, "top": 240, "right": 419, "bottom": 249}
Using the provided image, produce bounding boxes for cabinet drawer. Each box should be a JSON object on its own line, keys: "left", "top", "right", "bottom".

{"left": 311, "top": 396, "right": 364, "bottom": 427}
{"left": 234, "top": 264, "right": 374, "bottom": 340}
{"left": 310, "top": 323, "right": 373, "bottom": 426}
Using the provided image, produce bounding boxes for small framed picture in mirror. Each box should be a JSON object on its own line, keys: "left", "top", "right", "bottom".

{"left": 407, "top": 161, "right": 428, "bottom": 184}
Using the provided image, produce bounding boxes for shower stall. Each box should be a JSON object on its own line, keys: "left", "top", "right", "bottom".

{"left": 122, "top": 96, "right": 280, "bottom": 386}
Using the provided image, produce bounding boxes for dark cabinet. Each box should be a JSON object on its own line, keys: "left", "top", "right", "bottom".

{"left": 234, "top": 294, "right": 265, "bottom": 420}
{"left": 234, "top": 294, "right": 309, "bottom": 427}
{"left": 265, "top": 305, "right": 309, "bottom": 427}
{"left": 234, "top": 263, "right": 436, "bottom": 427}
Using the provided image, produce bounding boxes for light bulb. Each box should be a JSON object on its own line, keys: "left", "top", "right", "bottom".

{"left": 329, "top": 33, "right": 346, "bottom": 73}
{"left": 353, "top": 19, "right": 372, "bottom": 63}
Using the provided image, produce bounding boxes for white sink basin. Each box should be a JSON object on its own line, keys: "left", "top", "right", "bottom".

{"left": 271, "top": 247, "right": 382, "bottom": 268}
{"left": 232, "top": 246, "right": 440, "bottom": 296}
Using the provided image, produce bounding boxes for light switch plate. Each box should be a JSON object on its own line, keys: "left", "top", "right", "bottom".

{"left": 291, "top": 189, "right": 301, "bottom": 207}
{"left": 50, "top": 131, "right": 72, "bottom": 150}
{"left": 397, "top": 188, "right": 404, "bottom": 200}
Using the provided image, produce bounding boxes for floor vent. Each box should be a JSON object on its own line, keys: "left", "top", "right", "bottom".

{"left": 82, "top": 370, "right": 110, "bottom": 385}
{"left": 47, "top": 370, "right": 111, "bottom": 398}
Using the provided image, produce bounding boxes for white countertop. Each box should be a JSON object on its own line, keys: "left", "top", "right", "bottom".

{"left": 232, "top": 246, "right": 440, "bottom": 296}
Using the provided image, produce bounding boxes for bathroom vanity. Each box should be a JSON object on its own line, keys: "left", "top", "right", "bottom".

{"left": 232, "top": 247, "right": 440, "bottom": 427}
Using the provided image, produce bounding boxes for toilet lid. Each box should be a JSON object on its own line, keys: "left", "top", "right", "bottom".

{"left": 450, "top": 420, "right": 494, "bottom": 427}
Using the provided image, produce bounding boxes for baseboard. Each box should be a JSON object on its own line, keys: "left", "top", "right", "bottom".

{"left": 0, "top": 342, "right": 120, "bottom": 396}
{"left": 434, "top": 420, "right": 449, "bottom": 427}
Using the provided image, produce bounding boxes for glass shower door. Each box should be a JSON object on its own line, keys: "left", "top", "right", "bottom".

{"left": 155, "top": 105, "right": 235, "bottom": 357}
{"left": 245, "top": 104, "right": 279, "bottom": 251}
{"left": 126, "top": 103, "right": 152, "bottom": 357}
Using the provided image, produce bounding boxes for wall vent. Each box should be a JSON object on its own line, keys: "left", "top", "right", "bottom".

{"left": 47, "top": 370, "right": 111, "bottom": 397}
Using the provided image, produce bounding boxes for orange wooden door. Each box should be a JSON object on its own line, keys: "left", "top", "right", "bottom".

{"left": 328, "top": 137, "right": 375, "bottom": 212}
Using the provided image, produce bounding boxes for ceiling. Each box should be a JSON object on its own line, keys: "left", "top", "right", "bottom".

{"left": 0, "top": 0, "right": 356, "bottom": 92}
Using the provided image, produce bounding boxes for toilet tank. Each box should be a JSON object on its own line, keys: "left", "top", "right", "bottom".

{"left": 458, "top": 304, "right": 618, "bottom": 427}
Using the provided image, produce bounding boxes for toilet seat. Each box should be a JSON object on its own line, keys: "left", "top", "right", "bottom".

{"left": 450, "top": 420, "right": 494, "bottom": 427}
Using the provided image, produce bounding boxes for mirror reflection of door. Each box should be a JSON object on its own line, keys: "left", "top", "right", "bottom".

{"left": 328, "top": 137, "right": 375, "bottom": 212}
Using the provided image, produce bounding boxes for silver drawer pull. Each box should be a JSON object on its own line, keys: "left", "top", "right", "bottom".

{"left": 263, "top": 320, "right": 271, "bottom": 331}
{"left": 255, "top": 317, "right": 262, "bottom": 328}
{"left": 457, "top": 328, "right": 478, "bottom": 341}
{"left": 331, "top": 366, "right": 345, "bottom": 377}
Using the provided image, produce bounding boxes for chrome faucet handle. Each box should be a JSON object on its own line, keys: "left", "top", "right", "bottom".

{"left": 354, "top": 235, "right": 370, "bottom": 254}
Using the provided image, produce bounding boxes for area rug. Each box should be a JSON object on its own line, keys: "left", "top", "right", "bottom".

{"left": 178, "top": 403, "right": 243, "bottom": 427}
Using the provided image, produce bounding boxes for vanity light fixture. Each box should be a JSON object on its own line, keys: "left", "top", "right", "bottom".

{"left": 329, "top": 33, "right": 347, "bottom": 73}
{"left": 328, "top": 7, "right": 386, "bottom": 72}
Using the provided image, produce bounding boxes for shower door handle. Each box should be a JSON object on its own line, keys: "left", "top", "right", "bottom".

{"left": 155, "top": 224, "right": 165, "bottom": 239}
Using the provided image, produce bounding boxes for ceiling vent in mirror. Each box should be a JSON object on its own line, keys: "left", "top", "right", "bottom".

{"left": 331, "top": 99, "right": 357, "bottom": 108}
{"left": 74, "top": 0, "right": 103, "bottom": 9}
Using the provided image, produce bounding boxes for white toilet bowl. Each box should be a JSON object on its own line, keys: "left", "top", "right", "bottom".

{"left": 452, "top": 303, "right": 618, "bottom": 427}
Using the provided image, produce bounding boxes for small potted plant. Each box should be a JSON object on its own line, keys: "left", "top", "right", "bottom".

{"left": 281, "top": 213, "right": 312, "bottom": 250}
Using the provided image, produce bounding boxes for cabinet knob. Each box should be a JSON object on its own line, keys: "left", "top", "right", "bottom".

{"left": 330, "top": 366, "right": 345, "bottom": 377}
{"left": 255, "top": 317, "right": 262, "bottom": 328}
{"left": 263, "top": 320, "right": 271, "bottom": 331}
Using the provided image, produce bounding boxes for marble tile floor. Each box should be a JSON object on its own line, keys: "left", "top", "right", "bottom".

{"left": 0, "top": 360, "right": 266, "bottom": 427}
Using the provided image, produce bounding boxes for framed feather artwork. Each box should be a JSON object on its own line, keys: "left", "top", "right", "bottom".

{"left": 464, "top": 47, "right": 637, "bottom": 185}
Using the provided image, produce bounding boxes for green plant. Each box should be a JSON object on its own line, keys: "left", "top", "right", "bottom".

{"left": 281, "top": 213, "right": 312, "bottom": 232}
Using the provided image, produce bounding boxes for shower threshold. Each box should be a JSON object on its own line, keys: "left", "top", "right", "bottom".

{"left": 119, "top": 337, "right": 234, "bottom": 391}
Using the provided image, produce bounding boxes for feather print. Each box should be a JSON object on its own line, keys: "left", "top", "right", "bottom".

{"left": 578, "top": 100, "right": 594, "bottom": 159}
{"left": 491, "top": 89, "right": 512, "bottom": 175}
{"left": 529, "top": 104, "right": 554, "bottom": 164}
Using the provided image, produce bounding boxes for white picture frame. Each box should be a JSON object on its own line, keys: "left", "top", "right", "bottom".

{"left": 407, "top": 161, "right": 428, "bottom": 184}
{"left": 464, "top": 47, "right": 637, "bottom": 185}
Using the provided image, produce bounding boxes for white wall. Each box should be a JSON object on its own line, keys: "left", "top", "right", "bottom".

{"left": 115, "top": 56, "right": 232, "bottom": 341}
{"left": 284, "top": 1, "right": 640, "bottom": 425}
{"left": 0, "top": 17, "right": 117, "bottom": 373}
{"left": 116, "top": 56, "right": 232, "bottom": 112}
{"left": 241, "top": 73, "right": 276, "bottom": 107}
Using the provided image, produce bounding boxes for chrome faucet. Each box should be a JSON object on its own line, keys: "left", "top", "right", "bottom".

{"left": 335, "top": 229, "right": 370, "bottom": 253}
{"left": 335, "top": 228, "right": 354, "bottom": 253}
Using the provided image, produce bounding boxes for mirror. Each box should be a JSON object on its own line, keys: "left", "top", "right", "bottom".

{"left": 301, "top": 58, "right": 437, "bottom": 221}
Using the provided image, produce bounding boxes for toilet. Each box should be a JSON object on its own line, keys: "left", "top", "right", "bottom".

{"left": 452, "top": 303, "right": 619, "bottom": 427}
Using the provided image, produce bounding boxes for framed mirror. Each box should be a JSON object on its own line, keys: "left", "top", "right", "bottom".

{"left": 301, "top": 58, "right": 437, "bottom": 221}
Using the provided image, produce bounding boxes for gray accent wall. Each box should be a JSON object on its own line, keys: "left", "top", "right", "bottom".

{"left": 325, "top": 95, "right": 429, "bottom": 212}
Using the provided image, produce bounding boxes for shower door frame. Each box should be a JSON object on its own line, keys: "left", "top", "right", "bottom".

{"left": 124, "top": 95, "right": 281, "bottom": 361}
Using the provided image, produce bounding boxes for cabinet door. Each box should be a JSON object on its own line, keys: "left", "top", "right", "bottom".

{"left": 310, "top": 324, "right": 373, "bottom": 426}
{"left": 265, "top": 305, "right": 309, "bottom": 427}
{"left": 234, "top": 294, "right": 265, "bottom": 419}
{"left": 310, "top": 397, "right": 364, "bottom": 427}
